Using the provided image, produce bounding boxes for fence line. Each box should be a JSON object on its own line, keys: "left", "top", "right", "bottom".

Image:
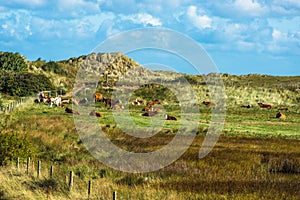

{"left": 6, "top": 157, "right": 118, "bottom": 200}
{"left": 0, "top": 97, "right": 32, "bottom": 114}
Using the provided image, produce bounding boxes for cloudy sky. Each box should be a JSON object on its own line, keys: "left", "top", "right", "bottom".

{"left": 0, "top": 0, "right": 299, "bottom": 75}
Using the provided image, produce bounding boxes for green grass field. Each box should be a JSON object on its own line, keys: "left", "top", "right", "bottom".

{"left": 0, "top": 94, "right": 299, "bottom": 199}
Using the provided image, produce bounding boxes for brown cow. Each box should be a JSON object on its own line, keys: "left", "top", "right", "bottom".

{"left": 276, "top": 112, "right": 286, "bottom": 120}
{"left": 165, "top": 114, "right": 177, "bottom": 120}
{"left": 89, "top": 110, "right": 104, "bottom": 118}
{"left": 278, "top": 107, "right": 289, "bottom": 111}
{"left": 94, "top": 93, "right": 103, "bottom": 102}
{"left": 65, "top": 107, "right": 80, "bottom": 115}
{"left": 258, "top": 103, "right": 274, "bottom": 109}
{"left": 203, "top": 101, "right": 216, "bottom": 106}
{"left": 142, "top": 111, "right": 159, "bottom": 117}
{"left": 147, "top": 100, "right": 160, "bottom": 106}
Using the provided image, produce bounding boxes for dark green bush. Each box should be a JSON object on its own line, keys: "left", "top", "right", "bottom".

{"left": 0, "top": 52, "right": 27, "bottom": 72}
{"left": 0, "top": 71, "right": 55, "bottom": 96}
{"left": 0, "top": 133, "right": 35, "bottom": 166}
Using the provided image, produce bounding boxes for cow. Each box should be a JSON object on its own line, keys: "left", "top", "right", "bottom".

{"left": 142, "top": 106, "right": 162, "bottom": 113}
{"left": 142, "top": 111, "right": 159, "bottom": 117}
{"left": 276, "top": 112, "right": 286, "bottom": 120}
{"left": 278, "top": 107, "right": 289, "bottom": 111}
{"left": 147, "top": 100, "right": 160, "bottom": 106}
{"left": 34, "top": 98, "right": 41, "bottom": 103}
{"left": 94, "top": 93, "right": 103, "bottom": 102}
{"left": 103, "top": 98, "right": 112, "bottom": 108}
{"left": 165, "top": 114, "right": 177, "bottom": 120}
{"left": 49, "top": 96, "right": 61, "bottom": 107}
{"left": 258, "top": 103, "right": 274, "bottom": 109}
{"left": 103, "top": 98, "right": 121, "bottom": 109}
{"left": 132, "top": 99, "right": 144, "bottom": 105}
{"left": 65, "top": 107, "right": 80, "bottom": 115}
{"left": 241, "top": 105, "right": 252, "bottom": 108}
{"left": 61, "top": 99, "right": 70, "bottom": 104}
{"left": 112, "top": 104, "right": 124, "bottom": 110}
{"left": 89, "top": 110, "right": 104, "bottom": 118}
{"left": 79, "top": 98, "right": 88, "bottom": 105}
{"left": 203, "top": 101, "right": 216, "bottom": 106}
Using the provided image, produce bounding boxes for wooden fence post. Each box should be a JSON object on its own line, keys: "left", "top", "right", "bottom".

{"left": 69, "top": 171, "right": 73, "bottom": 190}
{"left": 113, "top": 191, "right": 117, "bottom": 200}
{"left": 88, "top": 180, "right": 91, "bottom": 199}
{"left": 50, "top": 165, "right": 53, "bottom": 178}
{"left": 26, "top": 157, "right": 30, "bottom": 174}
{"left": 16, "top": 157, "right": 20, "bottom": 170}
{"left": 37, "top": 161, "right": 41, "bottom": 178}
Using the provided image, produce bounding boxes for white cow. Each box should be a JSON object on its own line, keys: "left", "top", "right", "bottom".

{"left": 49, "top": 96, "right": 62, "bottom": 107}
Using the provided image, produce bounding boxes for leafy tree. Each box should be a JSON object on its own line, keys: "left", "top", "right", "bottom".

{"left": 0, "top": 52, "right": 28, "bottom": 72}
{"left": 0, "top": 71, "right": 55, "bottom": 96}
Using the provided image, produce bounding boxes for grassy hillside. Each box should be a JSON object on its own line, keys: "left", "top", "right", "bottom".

{"left": 0, "top": 52, "right": 299, "bottom": 199}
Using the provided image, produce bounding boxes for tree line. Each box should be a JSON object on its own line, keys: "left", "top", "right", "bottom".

{"left": 0, "top": 52, "right": 56, "bottom": 97}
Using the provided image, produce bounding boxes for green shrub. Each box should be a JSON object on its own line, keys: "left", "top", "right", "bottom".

{"left": 0, "top": 52, "right": 27, "bottom": 72}
{"left": 0, "top": 133, "right": 35, "bottom": 166}
{"left": 0, "top": 71, "right": 55, "bottom": 96}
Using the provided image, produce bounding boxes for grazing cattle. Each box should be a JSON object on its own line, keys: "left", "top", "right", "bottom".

{"left": 79, "top": 98, "right": 88, "bottom": 104}
{"left": 103, "top": 98, "right": 121, "bottom": 109}
{"left": 142, "top": 106, "right": 161, "bottom": 113}
{"left": 258, "top": 103, "right": 274, "bottom": 109}
{"left": 142, "top": 111, "right": 158, "bottom": 117}
{"left": 241, "top": 105, "right": 252, "bottom": 108}
{"left": 278, "top": 107, "right": 289, "bottom": 111}
{"left": 203, "top": 101, "right": 216, "bottom": 106}
{"left": 112, "top": 104, "right": 124, "bottom": 110}
{"left": 65, "top": 107, "right": 80, "bottom": 115}
{"left": 34, "top": 98, "right": 41, "bottom": 103}
{"left": 61, "top": 99, "right": 70, "bottom": 104}
{"left": 49, "top": 96, "right": 61, "bottom": 107}
{"left": 103, "top": 98, "right": 112, "bottom": 108}
{"left": 132, "top": 99, "right": 144, "bottom": 105}
{"left": 89, "top": 110, "right": 104, "bottom": 118}
{"left": 147, "top": 100, "right": 160, "bottom": 106}
{"left": 94, "top": 93, "right": 103, "bottom": 102}
{"left": 276, "top": 112, "right": 286, "bottom": 120}
{"left": 143, "top": 106, "right": 151, "bottom": 112}
{"left": 165, "top": 114, "right": 177, "bottom": 120}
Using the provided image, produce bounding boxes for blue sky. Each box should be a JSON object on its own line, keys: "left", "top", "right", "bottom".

{"left": 0, "top": 0, "right": 300, "bottom": 75}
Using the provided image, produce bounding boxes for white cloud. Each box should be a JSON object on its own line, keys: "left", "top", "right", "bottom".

{"left": 272, "top": 29, "right": 285, "bottom": 42}
{"left": 211, "top": 0, "right": 269, "bottom": 18}
{"left": 187, "top": 6, "right": 212, "bottom": 29}
{"left": 234, "top": 0, "right": 261, "bottom": 11}
{"left": 133, "top": 13, "right": 162, "bottom": 26}
{"left": 121, "top": 13, "right": 162, "bottom": 27}
{"left": 1, "top": 24, "right": 8, "bottom": 29}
